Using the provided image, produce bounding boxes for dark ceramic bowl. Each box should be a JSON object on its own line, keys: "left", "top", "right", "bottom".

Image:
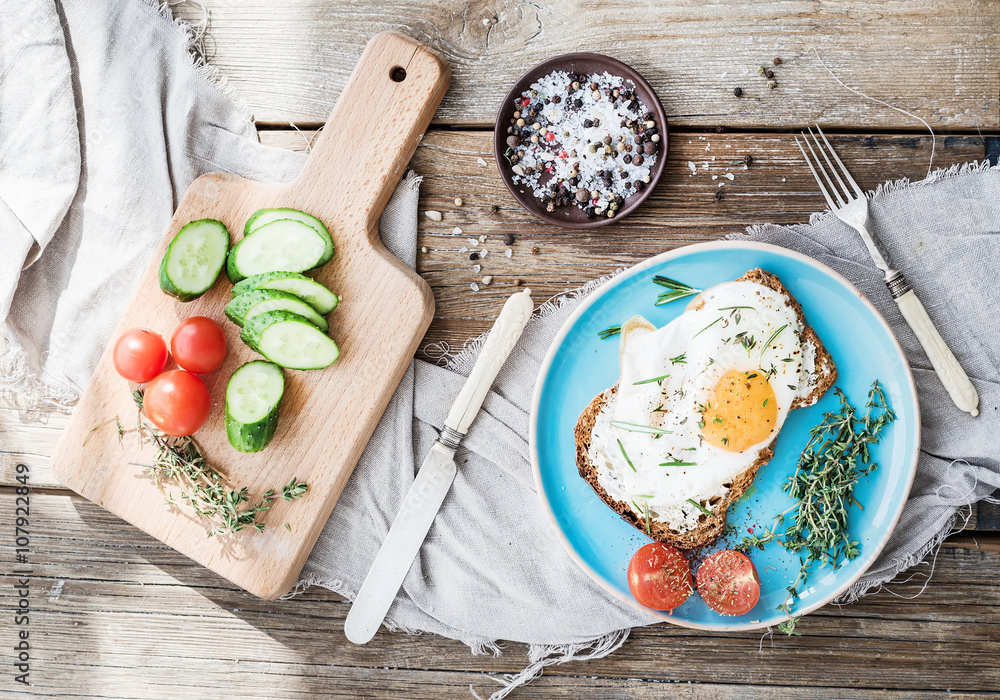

{"left": 493, "top": 53, "right": 668, "bottom": 229}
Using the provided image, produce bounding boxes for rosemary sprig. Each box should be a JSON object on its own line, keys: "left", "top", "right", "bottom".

{"left": 598, "top": 324, "right": 621, "bottom": 340}
{"left": 660, "top": 459, "right": 697, "bottom": 467}
{"left": 759, "top": 324, "right": 788, "bottom": 359}
{"left": 736, "top": 381, "right": 896, "bottom": 635}
{"left": 130, "top": 392, "right": 309, "bottom": 538}
{"left": 670, "top": 353, "right": 687, "bottom": 364}
{"left": 692, "top": 316, "right": 723, "bottom": 339}
{"left": 653, "top": 275, "right": 701, "bottom": 305}
{"left": 617, "top": 439, "right": 637, "bottom": 472}
{"left": 686, "top": 498, "right": 713, "bottom": 516}
{"left": 632, "top": 374, "right": 670, "bottom": 386}
{"left": 611, "top": 420, "right": 672, "bottom": 435}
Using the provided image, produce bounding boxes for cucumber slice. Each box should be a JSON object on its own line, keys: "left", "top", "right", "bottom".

{"left": 245, "top": 208, "right": 334, "bottom": 266}
{"left": 158, "top": 219, "right": 230, "bottom": 301}
{"left": 226, "top": 219, "right": 329, "bottom": 283}
{"left": 224, "top": 289, "right": 329, "bottom": 332}
{"left": 231, "top": 271, "right": 340, "bottom": 315}
{"left": 225, "top": 360, "right": 285, "bottom": 453}
{"left": 241, "top": 311, "right": 340, "bottom": 370}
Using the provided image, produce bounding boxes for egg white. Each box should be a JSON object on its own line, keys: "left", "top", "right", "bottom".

{"left": 588, "top": 280, "right": 821, "bottom": 532}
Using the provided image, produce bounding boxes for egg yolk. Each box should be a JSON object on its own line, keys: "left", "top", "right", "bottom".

{"left": 702, "top": 369, "right": 778, "bottom": 452}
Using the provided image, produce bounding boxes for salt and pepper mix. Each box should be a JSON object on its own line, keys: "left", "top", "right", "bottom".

{"left": 503, "top": 70, "right": 660, "bottom": 219}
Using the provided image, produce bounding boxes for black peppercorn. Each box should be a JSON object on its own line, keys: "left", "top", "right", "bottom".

{"left": 714, "top": 190, "right": 724, "bottom": 201}
{"left": 733, "top": 87, "right": 743, "bottom": 97}
{"left": 764, "top": 69, "right": 774, "bottom": 79}
{"left": 503, "top": 232, "right": 514, "bottom": 245}
{"left": 469, "top": 252, "right": 480, "bottom": 260}
{"left": 623, "top": 154, "right": 632, "bottom": 164}
{"left": 583, "top": 119, "right": 593, "bottom": 128}
{"left": 574, "top": 98, "right": 583, "bottom": 108}
{"left": 743, "top": 154, "right": 753, "bottom": 165}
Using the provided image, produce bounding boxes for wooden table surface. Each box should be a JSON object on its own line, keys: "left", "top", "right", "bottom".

{"left": 3, "top": 1, "right": 999, "bottom": 697}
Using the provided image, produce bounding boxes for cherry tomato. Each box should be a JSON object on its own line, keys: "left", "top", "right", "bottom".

{"left": 627, "top": 542, "right": 693, "bottom": 611}
{"left": 113, "top": 328, "right": 168, "bottom": 383}
{"left": 170, "top": 316, "right": 227, "bottom": 374}
{"left": 696, "top": 550, "right": 761, "bottom": 616}
{"left": 143, "top": 370, "right": 211, "bottom": 436}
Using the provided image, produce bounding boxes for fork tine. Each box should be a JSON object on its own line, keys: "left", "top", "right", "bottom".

{"left": 808, "top": 126, "right": 853, "bottom": 202}
{"left": 816, "top": 125, "right": 865, "bottom": 199}
{"left": 800, "top": 131, "right": 846, "bottom": 207}
{"left": 794, "top": 135, "right": 838, "bottom": 211}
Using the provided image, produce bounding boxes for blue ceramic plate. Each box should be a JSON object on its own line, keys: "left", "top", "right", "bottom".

{"left": 530, "top": 241, "right": 919, "bottom": 630}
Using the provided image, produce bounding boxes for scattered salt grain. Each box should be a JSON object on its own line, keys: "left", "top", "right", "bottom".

{"left": 724, "top": 172, "right": 735, "bottom": 180}
{"left": 473, "top": 264, "right": 481, "bottom": 273}
{"left": 482, "top": 275, "right": 493, "bottom": 285}
{"left": 470, "top": 282, "right": 480, "bottom": 292}
{"left": 725, "top": 144, "right": 732, "bottom": 149}
{"left": 425, "top": 210, "right": 442, "bottom": 221}
{"left": 687, "top": 161, "right": 697, "bottom": 175}
{"left": 782, "top": 178, "right": 787, "bottom": 182}
{"left": 479, "top": 234, "right": 487, "bottom": 243}
{"left": 505, "top": 248, "right": 512, "bottom": 258}
{"left": 467, "top": 238, "right": 479, "bottom": 246}
{"left": 453, "top": 227, "right": 463, "bottom": 235}
{"left": 460, "top": 247, "right": 468, "bottom": 253}
{"left": 711, "top": 175, "right": 718, "bottom": 180}
{"left": 476, "top": 157, "right": 488, "bottom": 166}
{"left": 702, "top": 162, "right": 709, "bottom": 169}
{"left": 481, "top": 249, "right": 489, "bottom": 258}
{"left": 455, "top": 197, "right": 464, "bottom": 206}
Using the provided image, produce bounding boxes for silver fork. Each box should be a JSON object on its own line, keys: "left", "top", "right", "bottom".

{"left": 796, "top": 126, "right": 979, "bottom": 417}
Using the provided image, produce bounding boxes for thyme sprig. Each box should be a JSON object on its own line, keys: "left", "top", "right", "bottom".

{"left": 128, "top": 392, "right": 308, "bottom": 538}
{"left": 653, "top": 276, "right": 701, "bottom": 306}
{"left": 736, "top": 381, "right": 895, "bottom": 635}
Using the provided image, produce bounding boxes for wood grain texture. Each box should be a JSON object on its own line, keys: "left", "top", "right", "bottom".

{"left": 175, "top": 0, "right": 1000, "bottom": 129}
{"left": 45, "top": 33, "right": 450, "bottom": 599}
{"left": 2, "top": 491, "right": 997, "bottom": 697}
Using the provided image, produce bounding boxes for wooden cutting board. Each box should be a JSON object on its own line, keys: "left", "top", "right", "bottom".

{"left": 49, "top": 32, "right": 450, "bottom": 599}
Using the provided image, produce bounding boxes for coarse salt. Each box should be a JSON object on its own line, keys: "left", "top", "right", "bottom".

{"left": 424, "top": 210, "right": 442, "bottom": 221}
{"left": 724, "top": 172, "right": 735, "bottom": 180}
{"left": 687, "top": 161, "right": 697, "bottom": 175}
{"left": 470, "top": 282, "right": 480, "bottom": 292}
{"left": 481, "top": 249, "right": 489, "bottom": 258}
{"left": 473, "top": 264, "right": 481, "bottom": 273}
{"left": 454, "top": 227, "right": 463, "bottom": 235}
{"left": 505, "top": 248, "right": 512, "bottom": 258}
{"left": 476, "top": 157, "right": 488, "bottom": 166}
{"left": 460, "top": 247, "right": 468, "bottom": 253}
{"left": 467, "top": 238, "right": 478, "bottom": 246}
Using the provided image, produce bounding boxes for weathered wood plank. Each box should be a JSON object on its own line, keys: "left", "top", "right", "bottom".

{"left": 173, "top": 0, "right": 1000, "bottom": 129}
{"left": 2, "top": 491, "right": 997, "bottom": 696}
{"left": 0, "top": 130, "right": 987, "bottom": 492}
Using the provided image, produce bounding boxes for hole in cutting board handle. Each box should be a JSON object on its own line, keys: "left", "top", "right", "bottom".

{"left": 390, "top": 66, "right": 407, "bottom": 82}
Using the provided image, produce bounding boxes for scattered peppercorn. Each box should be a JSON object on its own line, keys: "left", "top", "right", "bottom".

{"left": 743, "top": 154, "right": 753, "bottom": 165}
{"left": 767, "top": 80, "right": 778, "bottom": 90}
{"left": 733, "top": 87, "right": 743, "bottom": 97}
{"left": 491, "top": 204, "right": 501, "bottom": 213}
{"left": 531, "top": 246, "right": 539, "bottom": 255}
{"left": 764, "top": 69, "right": 774, "bottom": 79}
{"left": 469, "top": 252, "right": 480, "bottom": 261}
{"left": 715, "top": 125, "right": 725, "bottom": 133}
{"left": 503, "top": 232, "right": 514, "bottom": 246}
{"left": 773, "top": 57, "right": 782, "bottom": 65}
{"left": 714, "top": 190, "right": 724, "bottom": 201}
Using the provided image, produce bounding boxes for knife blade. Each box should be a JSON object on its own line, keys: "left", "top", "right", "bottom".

{"left": 344, "top": 288, "right": 534, "bottom": 644}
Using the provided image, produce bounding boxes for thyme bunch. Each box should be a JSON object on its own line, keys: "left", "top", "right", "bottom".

{"left": 738, "top": 381, "right": 896, "bottom": 634}
{"left": 128, "top": 392, "right": 308, "bottom": 538}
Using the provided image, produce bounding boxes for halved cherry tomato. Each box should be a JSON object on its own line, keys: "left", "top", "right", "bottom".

{"left": 627, "top": 542, "right": 693, "bottom": 611}
{"left": 696, "top": 550, "right": 761, "bottom": 616}
{"left": 113, "top": 328, "right": 168, "bottom": 383}
{"left": 143, "top": 370, "right": 211, "bottom": 436}
{"left": 170, "top": 316, "right": 227, "bottom": 374}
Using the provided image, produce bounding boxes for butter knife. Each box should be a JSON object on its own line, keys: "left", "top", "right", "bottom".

{"left": 344, "top": 288, "right": 534, "bottom": 644}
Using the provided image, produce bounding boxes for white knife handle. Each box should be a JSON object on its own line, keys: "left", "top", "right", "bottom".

{"left": 894, "top": 289, "right": 979, "bottom": 416}
{"left": 445, "top": 289, "right": 533, "bottom": 434}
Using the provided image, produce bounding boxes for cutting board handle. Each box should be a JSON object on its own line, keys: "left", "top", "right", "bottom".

{"left": 292, "top": 32, "right": 451, "bottom": 238}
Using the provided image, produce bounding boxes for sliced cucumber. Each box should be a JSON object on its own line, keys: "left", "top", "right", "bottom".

{"left": 245, "top": 208, "right": 334, "bottom": 266}
{"left": 231, "top": 271, "right": 340, "bottom": 315}
{"left": 226, "top": 219, "right": 330, "bottom": 283}
{"left": 159, "top": 219, "right": 230, "bottom": 301}
{"left": 240, "top": 311, "right": 340, "bottom": 370}
{"left": 224, "top": 289, "right": 329, "bottom": 332}
{"left": 225, "top": 360, "right": 285, "bottom": 453}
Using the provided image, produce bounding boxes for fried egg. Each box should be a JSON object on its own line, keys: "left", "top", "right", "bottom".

{"left": 587, "top": 278, "right": 824, "bottom": 533}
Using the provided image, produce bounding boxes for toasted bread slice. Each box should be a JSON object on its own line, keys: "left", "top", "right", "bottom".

{"left": 575, "top": 268, "right": 836, "bottom": 549}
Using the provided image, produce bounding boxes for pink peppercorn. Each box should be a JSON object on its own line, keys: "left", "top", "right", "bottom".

{"left": 545, "top": 132, "right": 555, "bottom": 141}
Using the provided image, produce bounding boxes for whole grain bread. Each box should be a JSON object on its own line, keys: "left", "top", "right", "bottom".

{"left": 574, "top": 268, "right": 836, "bottom": 549}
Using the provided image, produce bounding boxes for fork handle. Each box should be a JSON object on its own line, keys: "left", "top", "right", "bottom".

{"left": 892, "top": 287, "right": 979, "bottom": 416}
